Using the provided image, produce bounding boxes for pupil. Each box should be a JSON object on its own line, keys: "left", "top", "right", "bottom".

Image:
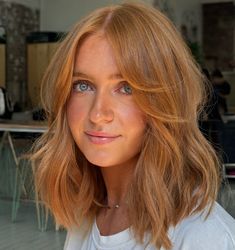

{"left": 125, "top": 85, "right": 132, "bottom": 94}
{"left": 80, "top": 83, "right": 87, "bottom": 91}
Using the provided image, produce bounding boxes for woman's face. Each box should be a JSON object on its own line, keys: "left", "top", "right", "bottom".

{"left": 66, "top": 34, "right": 146, "bottom": 168}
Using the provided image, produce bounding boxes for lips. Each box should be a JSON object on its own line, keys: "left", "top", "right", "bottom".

{"left": 85, "top": 131, "right": 120, "bottom": 145}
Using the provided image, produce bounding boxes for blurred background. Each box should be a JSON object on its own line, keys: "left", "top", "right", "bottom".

{"left": 1, "top": 0, "right": 235, "bottom": 249}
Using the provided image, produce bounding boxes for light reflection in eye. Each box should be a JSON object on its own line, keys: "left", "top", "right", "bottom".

{"left": 119, "top": 83, "right": 132, "bottom": 95}
{"left": 73, "top": 80, "right": 93, "bottom": 92}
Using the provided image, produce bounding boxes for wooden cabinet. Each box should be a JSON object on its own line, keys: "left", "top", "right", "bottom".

{"left": 27, "top": 42, "right": 59, "bottom": 108}
{"left": 0, "top": 44, "right": 6, "bottom": 88}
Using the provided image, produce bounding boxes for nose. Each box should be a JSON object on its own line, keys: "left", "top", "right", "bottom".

{"left": 89, "top": 92, "right": 114, "bottom": 124}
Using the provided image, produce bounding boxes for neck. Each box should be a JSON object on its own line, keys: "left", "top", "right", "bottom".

{"left": 100, "top": 160, "right": 136, "bottom": 206}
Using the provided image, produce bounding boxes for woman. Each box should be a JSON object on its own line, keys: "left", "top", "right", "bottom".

{"left": 32, "top": 2, "right": 235, "bottom": 250}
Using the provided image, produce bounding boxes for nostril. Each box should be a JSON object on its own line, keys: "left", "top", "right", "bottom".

{"left": 89, "top": 101, "right": 114, "bottom": 124}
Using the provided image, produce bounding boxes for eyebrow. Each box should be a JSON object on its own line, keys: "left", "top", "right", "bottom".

{"left": 72, "top": 71, "right": 124, "bottom": 80}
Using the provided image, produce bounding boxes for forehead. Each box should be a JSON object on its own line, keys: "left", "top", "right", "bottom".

{"left": 74, "top": 34, "right": 120, "bottom": 76}
{"left": 76, "top": 34, "right": 112, "bottom": 61}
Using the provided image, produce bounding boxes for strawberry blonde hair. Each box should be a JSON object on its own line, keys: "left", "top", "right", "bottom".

{"left": 32, "top": 2, "right": 221, "bottom": 249}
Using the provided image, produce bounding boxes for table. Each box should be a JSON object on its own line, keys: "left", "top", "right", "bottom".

{"left": 0, "top": 120, "right": 48, "bottom": 230}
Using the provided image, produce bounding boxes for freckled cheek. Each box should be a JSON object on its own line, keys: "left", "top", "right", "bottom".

{"left": 118, "top": 105, "right": 146, "bottom": 129}
{"left": 66, "top": 98, "right": 88, "bottom": 125}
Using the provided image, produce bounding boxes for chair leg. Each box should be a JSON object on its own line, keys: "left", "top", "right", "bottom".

{"left": 11, "top": 159, "right": 28, "bottom": 222}
{"left": 35, "top": 200, "right": 49, "bottom": 231}
{"left": 7, "top": 132, "right": 27, "bottom": 196}
{"left": 31, "top": 162, "right": 49, "bottom": 231}
{"left": 11, "top": 166, "right": 22, "bottom": 221}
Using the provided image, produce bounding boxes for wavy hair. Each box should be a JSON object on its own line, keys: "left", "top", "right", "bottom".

{"left": 31, "top": 2, "right": 221, "bottom": 249}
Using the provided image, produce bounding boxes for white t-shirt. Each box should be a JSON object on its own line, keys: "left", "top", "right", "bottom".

{"left": 64, "top": 202, "right": 235, "bottom": 250}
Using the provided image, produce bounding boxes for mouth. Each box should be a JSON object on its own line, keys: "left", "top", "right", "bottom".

{"left": 85, "top": 131, "right": 120, "bottom": 145}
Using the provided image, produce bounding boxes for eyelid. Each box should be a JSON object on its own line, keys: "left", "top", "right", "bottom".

{"left": 73, "top": 79, "right": 91, "bottom": 85}
{"left": 72, "top": 79, "right": 91, "bottom": 85}
{"left": 116, "top": 81, "right": 128, "bottom": 88}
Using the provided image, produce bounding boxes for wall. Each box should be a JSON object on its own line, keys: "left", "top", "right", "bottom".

{"left": 40, "top": 0, "right": 153, "bottom": 32}
{"left": 40, "top": 0, "right": 199, "bottom": 32}
{"left": 40, "top": 0, "right": 202, "bottom": 48}
{"left": 39, "top": 0, "right": 213, "bottom": 65}
{"left": 174, "top": 0, "right": 201, "bottom": 43}
{"left": 6, "top": 0, "right": 233, "bottom": 42}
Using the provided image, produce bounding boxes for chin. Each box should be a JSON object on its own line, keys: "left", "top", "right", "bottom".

{"left": 81, "top": 150, "right": 118, "bottom": 167}
{"left": 86, "top": 157, "right": 120, "bottom": 168}
{"left": 89, "top": 160, "right": 116, "bottom": 168}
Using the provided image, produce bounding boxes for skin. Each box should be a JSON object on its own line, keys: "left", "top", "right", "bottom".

{"left": 66, "top": 34, "right": 146, "bottom": 235}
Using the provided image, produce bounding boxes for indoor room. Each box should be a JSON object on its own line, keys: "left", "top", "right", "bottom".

{"left": 0, "top": 0, "right": 235, "bottom": 249}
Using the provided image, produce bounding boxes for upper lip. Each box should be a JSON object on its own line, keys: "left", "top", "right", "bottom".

{"left": 85, "top": 131, "right": 120, "bottom": 138}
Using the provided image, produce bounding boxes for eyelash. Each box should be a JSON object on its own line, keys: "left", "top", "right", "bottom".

{"left": 72, "top": 80, "right": 132, "bottom": 95}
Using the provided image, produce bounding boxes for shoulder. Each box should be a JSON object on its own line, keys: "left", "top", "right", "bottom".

{"left": 169, "top": 202, "right": 235, "bottom": 250}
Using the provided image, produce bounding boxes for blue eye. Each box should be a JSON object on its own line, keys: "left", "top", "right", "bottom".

{"left": 73, "top": 80, "right": 92, "bottom": 92}
{"left": 120, "top": 83, "right": 132, "bottom": 95}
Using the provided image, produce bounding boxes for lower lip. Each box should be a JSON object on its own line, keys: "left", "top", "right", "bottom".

{"left": 86, "top": 135, "right": 120, "bottom": 145}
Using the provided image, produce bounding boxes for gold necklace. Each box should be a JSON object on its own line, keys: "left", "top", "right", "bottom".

{"left": 106, "top": 204, "right": 120, "bottom": 209}
{"left": 93, "top": 199, "right": 121, "bottom": 209}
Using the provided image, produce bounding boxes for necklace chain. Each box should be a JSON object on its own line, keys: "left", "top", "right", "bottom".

{"left": 107, "top": 204, "right": 120, "bottom": 209}
{"left": 93, "top": 199, "right": 122, "bottom": 209}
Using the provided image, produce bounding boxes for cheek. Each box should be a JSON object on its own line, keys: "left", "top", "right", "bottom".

{"left": 120, "top": 105, "right": 146, "bottom": 133}
{"left": 66, "top": 98, "right": 86, "bottom": 126}
{"left": 123, "top": 103, "right": 146, "bottom": 123}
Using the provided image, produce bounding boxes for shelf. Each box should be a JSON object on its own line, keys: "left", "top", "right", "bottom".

{"left": 224, "top": 175, "right": 235, "bottom": 179}
{"left": 222, "top": 164, "right": 235, "bottom": 179}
